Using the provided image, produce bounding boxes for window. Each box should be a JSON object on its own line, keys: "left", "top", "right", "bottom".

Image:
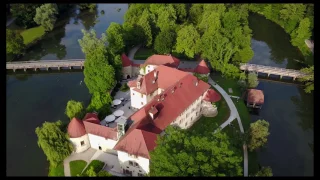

{"left": 129, "top": 161, "right": 133, "bottom": 166}
{"left": 191, "top": 117, "right": 193, "bottom": 121}
{"left": 141, "top": 94, "right": 143, "bottom": 98}
{"left": 80, "top": 141, "right": 85, "bottom": 146}
{"left": 179, "top": 120, "right": 182, "bottom": 124}
{"left": 141, "top": 102, "right": 143, "bottom": 105}
{"left": 138, "top": 173, "right": 144, "bottom": 177}
{"left": 148, "top": 70, "right": 150, "bottom": 72}
{"left": 132, "top": 93, "right": 135, "bottom": 96}
{"left": 134, "top": 162, "right": 139, "bottom": 167}
{"left": 196, "top": 112, "right": 198, "bottom": 116}
{"left": 185, "top": 122, "right": 188, "bottom": 126}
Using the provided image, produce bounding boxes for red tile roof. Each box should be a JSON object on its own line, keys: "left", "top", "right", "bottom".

{"left": 247, "top": 89, "right": 264, "bottom": 104}
{"left": 194, "top": 60, "right": 210, "bottom": 74}
{"left": 145, "top": 55, "right": 180, "bottom": 68}
{"left": 83, "top": 121, "right": 118, "bottom": 140}
{"left": 131, "top": 65, "right": 189, "bottom": 95}
{"left": 203, "top": 89, "right": 221, "bottom": 103}
{"left": 178, "top": 68, "right": 194, "bottom": 73}
{"left": 114, "top": 128, "right": 158, "bottom": 159}
{"left": 133, "top": 72, "right": 158, "bottom": 94}
{"left": 83, "top": 113, "right": 100, "bottom": 124}
{"left": 114, "top": 73, "right": 210, "bottom": 158}
{"left": 68, "top": 118, "right": 86, "bottom": 138}
{"left": 121, "top": 53, "right": 133, "bottom": 67}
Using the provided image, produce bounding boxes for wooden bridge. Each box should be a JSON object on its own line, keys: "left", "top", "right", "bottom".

{"left": 240, "top": 63, "right": 306, "bottom": 80}
{"left": 6, "top": 59, "right": 85, "bottom": 72}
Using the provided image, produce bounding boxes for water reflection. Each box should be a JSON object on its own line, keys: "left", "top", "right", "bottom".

{"left": 248, "top": 13, "right": 304, "bottom": 69}
{"left": 291, "top": 89, "right": 314, "bottom": 132}
{"left": 78, "top": 6, "right": 99, "bottom": 30}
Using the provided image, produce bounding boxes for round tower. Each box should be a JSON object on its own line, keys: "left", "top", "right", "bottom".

{"left": 67, "top": 117, "right": 90, "bottom": 153}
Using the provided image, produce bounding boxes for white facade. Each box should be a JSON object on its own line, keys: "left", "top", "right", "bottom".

{"left": 118, "top": 151, "right": 150, "bottom": 176}
{"left": 130, "top": 89, "right": 148, "bottom": 109}
{"left": 88, "top": 134, "right": 118, "bottom": 152}
{"left": 145, "top": 65, "right": 157, "bottom": 74}
{"left": 69, "top": 134, "right": 91, "bottom": 153}
{"left": 171, "top": 92, "right": 206, "bottom": 129}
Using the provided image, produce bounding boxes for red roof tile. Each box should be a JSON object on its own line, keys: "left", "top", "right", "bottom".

{"left": 203, "top": 89, "right": 221, "bottom": 103}
{"left": 127, "top": 80, "right": 137, "bottom": 88}
{"left": 194, "top": 60, "right": 210, "bottom": 74}
{"left": 121, "top": 53, "right": 132, "bottom": 67}
{"left": 133, "top": 72, "right": 158, "bottom": 94}
{"left": 113, "top": 129, "right": 158, "bottom": 159}
{"left": 132, "top": 63, "right": 140, "bottom": 67}
{"left": 178, "top": 68, "right": 194, "bottom": 73}
{"left": 247, "top": 89, "right": 264, "bottom": 104}
{"left": 145, "top": 55, "right": 180, "bottom": 67}
{"left": 68, "top": 118, "right": 86, "bottom": 138}
{"left": 83, "top": 121, "right": 118, "bottom": 140}
{"left": 83, "top": 113, "right": 100, "bottom": 124}
{"left": 114, "top": 73, "right": 210, "bottom": 158}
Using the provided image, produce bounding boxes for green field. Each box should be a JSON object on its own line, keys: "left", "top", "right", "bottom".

{"left": 20, "top": 26, "right": 46, "bottom": 45}
{"left": 82, "top": 160, "right": 105, "bottom": 176}
{"left": 48, "top": 162, "right": 64, "bottom": 177}
{"left": 70, "top": 160, "right": 87, "bottom": 176}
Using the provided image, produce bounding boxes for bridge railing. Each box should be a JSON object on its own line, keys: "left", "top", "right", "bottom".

{"left": 239, "top": 63, "right": 306, "bottom": 76}
{"left": 6, "top": 59, "right": 85, "bottom": 64}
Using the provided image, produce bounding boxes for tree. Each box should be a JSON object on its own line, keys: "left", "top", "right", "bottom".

{"left": 248, "top": 120, "right": 270, "bottom": 151}
{"left": 150, "top": 126, "right": 243, "bottom": 176}
{"left": 106, "top": 23, "right": 125, "bottom": 55}
{"left": 65, "top": 100, "right": 84, "bottom": 119}
{"left": 137, "top": 9, "right": 154, "bottom": 47}
{"left": 299, "top": 66, "right": 314, "bottom": 93}
{"left": 175, "top": 25, "right": 200, "bottom": 58}
{"left": 35, "top": 120, "right": 73, "bottom": 167}
{"left": 247, "top": 72, "right": 259, "bottom": 88}
{"left": 11, "top": 4, "right": 41, "bottom": 28}
{"left": 154, "top": 29, "right": 176, "bottom": 54}
{"left": 155, "top": 5, "right": 177, "bottom": 32}
{"left": 255, "top": 166, "right": 273, "bottom": 176}
{"left": 173, "top": 4, "right": 187, "bottom": 23}
{"left": 189, "top": 4, "right": 204, "bottom": 25}
{"left": 86, "top": 92, "right": 113, "bottom": 119}
{"left": 79, "top": 29, "right": 116, "bottom": 94}
{"left": 79, "top": 4, "right": 96, "bottom": 12}
{"left": 78, "top": 29, "right": 107, "bottom": 55}
{"left": 6, "top": 29, "right": 25, "bottom": 55}
{"left": 279, "top": 4, "right": 306, "bottom": 22}
{"left": 34, "top": 4, "right": 58, "bottom": 31}
{"left": 290, "top": 18, "right": 312, "bottom": 55}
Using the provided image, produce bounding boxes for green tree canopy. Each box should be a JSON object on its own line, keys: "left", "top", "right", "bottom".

{"left": 255, "top": 166, "right": 273, "bottom": 176}
{"left": 78, "top": 29, "right": 107, "bottom": 55}
{"left": 34, "top": 3, "right": 58, "bottom": 31}
{"left": 6, "top": 29, "right": 25, "bottom": 55}
{"left": 106, "top": 22, "right": 125, "bottom": 55}
{"left": 150, "top": 126, "right": 243, "bottom": 176}
{"left": 299, "top": 65, "right": 314, "bottom": 93}
{"left": 79, "top": 4, "right": 96, "bottom": 12}
{"left": 247, "top": 72, "right": 259, "bottom": 88}
{"left": 11, "top": 4, "right": 41, "bottom": 28}
{"left": 35, "top": 120, "right": 73, "bottom": 167}
{"left": 248, "top": 120, "right": 270, "bottom": 151}
{"left": 175, "top": 25, "right": 200, "bottom": 58}
{"left": 87, "top": 92, "right": 113, "bottom": 120}
{"left": 137, "top": 9, "right": 155, "bottom": 47}
{"left": 154, "top": 29, "right": 176, "bottom": 54}
{"left": 65, "top": 100, "right": 84, "bottom": 119}
{"left": 79, "top": 29, "right": 116, "bottom": 94}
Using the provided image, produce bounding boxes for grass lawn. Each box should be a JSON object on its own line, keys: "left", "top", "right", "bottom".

{"left": 82, "top": 160, "right": 105, "bottom": 175}
{"left": 70, "top": 160, "right": 87, "bottom": 176}
{"left": 189, "top": 89, "right": 230, "bottom": 137}
{"left": 120, "top": 83, "right": 130, "bottom": 92}
{"left": 210, "top": 73, "right": 259, "bottom": 175}
{"left": 48, "top": 162, "right": 64, "bottom": 177}
{"left": 134, "top": 47, "right": 155, "bottom": 60}
{"left": 20, "top": 26, "right": 46, "bottom": 45}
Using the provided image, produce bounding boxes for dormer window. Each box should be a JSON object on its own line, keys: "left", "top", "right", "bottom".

{"left": 137, "top": 82, "right": 141, "bottom": 89}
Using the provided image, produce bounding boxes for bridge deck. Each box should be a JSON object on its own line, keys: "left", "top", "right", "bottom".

{"left": 6, "top": 59, "right": 85, "bottom": 70}
{"left": 240, "top": 63, "right": 306, "bottom": 78}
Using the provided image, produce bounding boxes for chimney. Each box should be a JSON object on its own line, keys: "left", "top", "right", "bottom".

{"left": 171, "top": 88, "right": 175, "bottom": 94}
{"left": 179, "top": 82, "right": 182, "bottom": 87}
{"left": 161, "top": 94, "right": 165, "bottom": 101}
{"left": 154, "top": 71, "right": 157, "bottom": 78}
{"left": 195, "top": 80, "right": 198, "bottom": 86}
{"left": 116, "top": 116, "right": 127, "bottom": 140}
{"left": 137, "top": 81, "right": 141, "bottom": 89}
{"left": 148, "top": 106, "right": 158, "bottom": 120}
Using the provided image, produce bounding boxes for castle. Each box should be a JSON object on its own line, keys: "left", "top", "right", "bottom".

{"left": 67, "top": 54, "right": 221, "bottom": 176}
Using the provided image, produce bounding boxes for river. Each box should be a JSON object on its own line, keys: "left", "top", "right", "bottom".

{"left": 6, "top": 6, "right": 313, "bottom": 176}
